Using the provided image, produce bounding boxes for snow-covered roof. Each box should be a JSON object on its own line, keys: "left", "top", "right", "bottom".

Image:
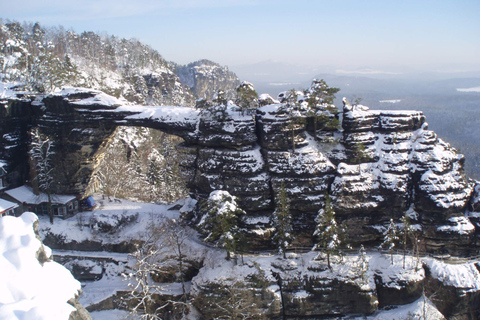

{"left": 0, "top": 198, "right": 18, "bottom": 212}
{"left": 5, "top": 186, "right": 76, "bottom": 205}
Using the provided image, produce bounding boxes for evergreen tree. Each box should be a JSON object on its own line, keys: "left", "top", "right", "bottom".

{"left": 313, "top": 194, "right": 349, "bottom": 269}
{"left": 271, "top": 181, "right": 293, "bottom": 259}
{"left": 381, "top": 219, "right": 400, "bottom": 264}
{"left": 198, "top": 191, "right": 244, "bottom": 260}
{"left": 213, "top": 89, "right": 227, "bottom": 106}
{"left": 235, "top": 81, "right": 258, "bottom": 114}
{"left": 280, "top": 89, "right": 305, "bottom": 152}
{"left": 351, "top": 143, "right": 373, "bottom": 164}
{"left": 305, "top": 79, "right": 340, "bottom": 138}
{"left": 357, "top": 244, "right": 369, "bottom": 283}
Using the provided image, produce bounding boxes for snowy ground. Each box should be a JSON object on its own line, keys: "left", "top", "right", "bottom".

{"left": 38, "top": 196, "right": 185, "bottom": 245}
{"left": 360, "top": 296, "right": 444, "bottom": 320}
{"left": 37, "top": 196, "right": 204, "bottom": 318}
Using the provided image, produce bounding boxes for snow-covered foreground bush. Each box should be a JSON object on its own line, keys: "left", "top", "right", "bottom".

{"left": 0, "top": 212, "right": 82, "bottom": 320}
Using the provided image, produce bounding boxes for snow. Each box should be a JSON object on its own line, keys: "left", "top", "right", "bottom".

{"left": 437, "top": 217, "right": 475, "bottom": 235}
{"left": 424, "top": 258, "right": 480, "bottom": 290}
{"left": 0, "top": 212, "right": 81, "bottom": 320}
{"left": 369, "top": 253, "right": 424, "bottom": 289}
{"left": 456, "top": 86, "right": 480, "bottom": 93}
{"left": 256, "top": 103, "right": 285, "bottom": 120}
{"left": 90, "top": 309, "right": 132, "bottom": 320}
{"left": 0, "top": 83, "right": 18, "bottom": 100}
{"left": 58, "top": 87, "right": 124, "bottom": 107}
{"left": 30, "top": 194, "right": 480, "bottom": 318}
{"left": 38, "top": 196, "right": 181, "bottom": 245}
{"left": 79, "top": 262, "right": 130, "bottom": 307}
{"left": 116, "top": 105, "right": 199, "bottom": 124}
{"left": 37, "top": 196, "right": 209, "bottom": 310}
{"left": 0, "top": 199, "right": 18, "bottom": 212}
{"left": 5, "top": 185, "right": 76, "bottom": 205}
{"left": 361, "top": 295, "right": 445, "bottom": 320}
{"left": 258, "top": 93, "right": 279, "bottom": 104}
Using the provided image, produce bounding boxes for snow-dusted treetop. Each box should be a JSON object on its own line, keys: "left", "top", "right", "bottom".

{"left": 0, "top": 212, "right": 81, "bottom": 319}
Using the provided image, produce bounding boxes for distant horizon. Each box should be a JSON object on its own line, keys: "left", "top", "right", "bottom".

{"left": 2, "top": 0, "right": 479, "bottom": 75}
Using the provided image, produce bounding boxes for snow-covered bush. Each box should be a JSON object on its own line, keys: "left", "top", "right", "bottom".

{"left": 198, "top": 190, "right": 245, "bottom": 260}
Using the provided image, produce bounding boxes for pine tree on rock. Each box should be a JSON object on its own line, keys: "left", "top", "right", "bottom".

{"left": 281, "top": 89, "right": 305, "bottom": 152}
{"left": 235, "top": 81, "right": 258, "bottom": 114}
{"left": 305, "top": 79, "right": 340, "bottom": 138}
{"left": 198, "top": 190, "right": 244, "bottom": 260}
{"left": 271, "top": 181, "right": 293, "bottom": 259}
{"left": 313, "top": 194, "right": 349, "bottom": 269}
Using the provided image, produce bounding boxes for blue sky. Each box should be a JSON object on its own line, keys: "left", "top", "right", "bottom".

{"left": 2, "top": 0, "right": 479, "bottom": 72}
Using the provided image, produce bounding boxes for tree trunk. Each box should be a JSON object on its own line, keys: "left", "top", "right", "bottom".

{"left": 47, "top": 192, "right": 54, "bottom": 224}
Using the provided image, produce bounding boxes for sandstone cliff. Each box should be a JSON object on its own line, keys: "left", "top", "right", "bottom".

{"left": 1, "top": 87, "right": 478, "bottom": 257}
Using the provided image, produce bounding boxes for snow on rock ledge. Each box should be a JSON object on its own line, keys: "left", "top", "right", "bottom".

{"left": 0, "top": 212, "right": 88, "bottom": 320}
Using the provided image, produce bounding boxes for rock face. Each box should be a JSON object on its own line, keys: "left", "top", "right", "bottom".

{"left": 1, "top": 88, "right": 479, "bottom": 255}
{"left": 175, "top": 59, "right": 240, "bottom": 100}
{"left": 423, "top": 258, "right": 480, "bottom": 319}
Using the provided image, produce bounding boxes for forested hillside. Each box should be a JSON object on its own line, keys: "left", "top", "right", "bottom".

{"left": 0, "top": 19, "right": 242, "bottom": 202}
{"left": 0, "top": 19, "right": 197, "bottom": 105}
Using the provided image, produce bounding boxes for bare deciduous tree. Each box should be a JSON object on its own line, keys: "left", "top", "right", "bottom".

{"left": 126, "top": 215, "right": 194, "bottom": 320}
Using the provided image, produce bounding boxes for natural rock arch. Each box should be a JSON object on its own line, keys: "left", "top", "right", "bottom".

{"left": 1, "top": 88, "right": 479, "bottom": 254}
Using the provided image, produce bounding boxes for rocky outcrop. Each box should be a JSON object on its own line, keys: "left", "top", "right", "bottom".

{"left": 174, "top": 59, "right": 240, "bottom": 100}
{"left": 423, "top": 258, "right": 480, "bottom": 319}
{"left": 334, "top": 104, "right": 476, "bottom": 253}
{"left": 1, "top": 88, "right": 479, "bottom": 255}
{"left": 191, "top": 254, "right": 376, "bottom": 319}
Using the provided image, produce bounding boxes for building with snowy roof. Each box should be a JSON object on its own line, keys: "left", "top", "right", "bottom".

{"left": 0, "top": 198, "right": 18, "bottom": 217}
{"left": 2, "top": 185, "right": 78, "bottom": 218}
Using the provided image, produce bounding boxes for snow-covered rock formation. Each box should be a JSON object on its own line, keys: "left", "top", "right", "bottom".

{"left": 174, "top": 59, "right": 240, "bottom": 101}
{"left": 1, "top": 87, "right": 479, "bottom": 256}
